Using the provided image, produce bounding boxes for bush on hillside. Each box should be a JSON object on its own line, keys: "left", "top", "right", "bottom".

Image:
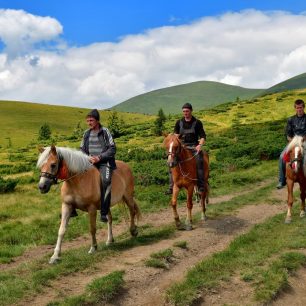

{"left": 0, "top": 176, "right": 18, "bottom": 193}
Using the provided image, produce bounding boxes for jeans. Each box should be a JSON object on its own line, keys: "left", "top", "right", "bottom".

{"left": 278, "top": 146, "right": 287, "bottom": 185}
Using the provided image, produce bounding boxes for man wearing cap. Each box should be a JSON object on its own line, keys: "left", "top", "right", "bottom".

{"left": 80, "top": 109, "right": 116, "bottom": 222}
{"left": 165, "top": 102, "right": 206, "bottom": 194}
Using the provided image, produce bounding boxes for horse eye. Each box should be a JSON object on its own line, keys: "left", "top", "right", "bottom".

{"left": 50, "top": 163, "right": 57, "bottom": 170}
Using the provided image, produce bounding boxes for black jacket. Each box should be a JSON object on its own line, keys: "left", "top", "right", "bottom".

{"left": 174, "top": 116, "right": 206, "bottom": 146}
{"left": 286, "top": 114, "right": 306, "bottom": 138}
{"left": 80, "top": 126, "right": 116, "bottom": 169}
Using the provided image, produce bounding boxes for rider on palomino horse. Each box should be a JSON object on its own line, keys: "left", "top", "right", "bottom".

{"left": 165, "top": 102, "right": 206, "bottom": 195}
{"left": 277, "top": 99, "right": 306, "bottom": 189}
{"left": 80, "top": 109, "right": 117, "bottom": 223}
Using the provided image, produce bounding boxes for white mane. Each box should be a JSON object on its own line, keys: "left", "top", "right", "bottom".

{"left": 37, "top": 147, "right": 93, "bottom": 173}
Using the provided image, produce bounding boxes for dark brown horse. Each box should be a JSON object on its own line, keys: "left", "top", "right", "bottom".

{"left": 37, "top": 145, "right": 140, "bottom": 264}
{"left": 163, "top": 134, "right": 209, "bottom": 230}
{"left": 284, "top": 135, "right": 306, "bottom": 223}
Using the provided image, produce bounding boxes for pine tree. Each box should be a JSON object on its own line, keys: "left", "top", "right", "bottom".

{"left": 153, "top": 108, "right": 166, "bottom": 136}
{"left": 107, "top": 111, "right": 124, "bottom": 138}
{"left": 38, "top": 123, "right": 52, "bottom": 140}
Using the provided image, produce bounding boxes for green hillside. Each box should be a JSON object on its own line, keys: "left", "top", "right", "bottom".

{"left": 0, "top": 100, "right": 152, "bottom": 148}
{"left": 259, "top": 72, "right": 306, "bottom": 96}
{"left": 112, "top": 81, "right": 263, "bottom": 115}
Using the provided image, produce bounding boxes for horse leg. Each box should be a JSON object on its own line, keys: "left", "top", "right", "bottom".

{"left": 49, "top": 203, "right": 71, "bottom": 264}
{"left": 172, "top": 185, "right": 182, "bottom": 229}
{"left": 124, "top": 196, "right": 139, "bottom": 237}
{"left": 285, "top": 180, "right": 294, "bottom": 224}
{"left": 88, "top": 208, "right": 98, "bottom": 254}
{"left": 200, "top": 190, "right": 207, "bottom": 221}
{"left": 185, "top": 186, "right": 194, "bottom": 231}
{"left": 106, "top": 210, "right": 114, "bottom": 245}
{"left": 299, "top": 181, "right": 306, "bottom": 218}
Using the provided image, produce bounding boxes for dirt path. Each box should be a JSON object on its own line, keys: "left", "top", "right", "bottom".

{"left": 0, "top": 179, "right": 272, "bottom": 272}
{"left": 15, "top": 180, "right": 297, "bottom": 306}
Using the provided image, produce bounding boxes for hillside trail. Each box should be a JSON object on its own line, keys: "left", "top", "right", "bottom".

{"left": 0, "top": 179, "right": 272, "bottom": 273}
{"left": 16, "top": 179, "right": 304, "bottom": 306}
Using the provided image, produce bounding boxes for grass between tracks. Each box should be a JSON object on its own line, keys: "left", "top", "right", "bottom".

{"left": 167, "top": 206, "right": 306, "bottom": 306}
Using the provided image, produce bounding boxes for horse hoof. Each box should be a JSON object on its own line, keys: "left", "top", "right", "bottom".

{"left": 201, "top": 214, "right": 207, "bottom": 221}
{"left": 284, "top": 219, "right": 291, "bottom": 224}
{"left": 185, "top": 224, "right": 193, "bottom": 231}
{"left": 49, "top": 257, "right": 60, "bottom": 264}
{"left": 130, "top": 227, "right": 138, "bottom": 237}
{"left": 300, "top": 211, "right": 305, "bottom": 218}
{"left": 88, "top": 246, "right": 97, "bottom": 254}
{"left": 106, "top": 239, "right": 114, "bottom": 246}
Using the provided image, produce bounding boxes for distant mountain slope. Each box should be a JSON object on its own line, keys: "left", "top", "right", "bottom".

{"left": 112, "top": 81, "right": 263, "bottom": 115}
{"left": 259, "top": 72, "right": 306, "bottom": 96}
{"left": 0, "top": 101, "right": 151, "bottom": 147}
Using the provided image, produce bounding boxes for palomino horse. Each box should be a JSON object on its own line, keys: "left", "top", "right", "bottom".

{"left": 283, "top": 135, "right": 306, "bottom": 223}
{"left": 163, "top": 134, "right": 209, "bottom": 230}
{"left": 37, "top": 145, "right": 140, "bottom": 264}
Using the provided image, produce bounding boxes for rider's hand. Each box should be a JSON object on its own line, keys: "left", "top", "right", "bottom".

{"left": 89, "top": 156, "right": 100, "bottom": 164}
{"left": 195, "top": 144, "right": 202, "bottom": 152}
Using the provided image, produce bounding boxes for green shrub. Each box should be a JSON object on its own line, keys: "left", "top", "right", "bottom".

{"left": 0, "top": 176, "right": 18, "bottom": 193}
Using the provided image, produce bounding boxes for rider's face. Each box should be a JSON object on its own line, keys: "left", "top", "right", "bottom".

{"left": 86, "top": 117, "right": 99, "bottom": 129}
{"left": 295, "top": 104, "right": 305, "bottom": 117}
{"left": 182, "top": 108, "right": 192, "bottom": 120}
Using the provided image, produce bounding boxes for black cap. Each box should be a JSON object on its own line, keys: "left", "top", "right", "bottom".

{"left": 182, "top": 102, "right": 193, "bottom": 110}
{"left": 86, "top": 109, "right": 100, "bottom": 121}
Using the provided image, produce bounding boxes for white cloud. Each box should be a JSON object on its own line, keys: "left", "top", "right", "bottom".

{"left": 0, "top": 9, "right": 62, "bottom": 56}
{"left": 1, "top": 9, "right": 306, "bottom": 108}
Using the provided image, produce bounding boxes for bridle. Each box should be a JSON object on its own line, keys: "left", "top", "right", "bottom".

{"left": 39, "top": 152, "right": 63, "bottom": 184}
{"left": 167, "top": 135, "right": 199, "bottom": 181}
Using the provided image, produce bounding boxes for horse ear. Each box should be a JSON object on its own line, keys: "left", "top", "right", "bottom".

{"left": 38, "top": 146, "right": 45, "bottom": 153}
{"left": 50, "top": 144, "right": 57, "bottom": 154}
{"left": 162, "top": 132, "right": 169, "bottom": 138}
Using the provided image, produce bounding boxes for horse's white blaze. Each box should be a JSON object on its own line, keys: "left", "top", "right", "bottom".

{"left": 168, "top": 141, "right": 174, "bottom": 163}
{"left": 294, "top": 146, "right": 299, "bottom": 172}
{"left": 38, "top": 176, "right": 48, "bottom": 185}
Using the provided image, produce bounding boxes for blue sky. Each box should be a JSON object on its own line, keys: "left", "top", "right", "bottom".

{"left": 0, "top": 1, "right": 306, "bottom": 108}
{"left": 1, "top": 0, "right": 306, "bottom": 45}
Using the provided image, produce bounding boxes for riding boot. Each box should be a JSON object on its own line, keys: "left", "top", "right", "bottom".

{"left": 99, "top": 164, "right": 112, "bottom": 223}
{"left": 196, "top": 151, "right": 205, "bottom": 192}
{"left": 100, "top": 181, "right": 111, "bottom": 222}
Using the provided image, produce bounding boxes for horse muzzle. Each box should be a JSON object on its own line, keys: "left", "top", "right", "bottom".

{"left": 38, "top": 177, "right": 53, "bottom": 193}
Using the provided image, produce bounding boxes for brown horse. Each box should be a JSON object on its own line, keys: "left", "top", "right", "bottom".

{"left": 163, "top": 134, "right": 209, "bottom": 230}
{"left": 37, "top": 145, "right": 140, "bottom": 264}
{"left": 284, "top": 135, "right": 306, "bottom": 223}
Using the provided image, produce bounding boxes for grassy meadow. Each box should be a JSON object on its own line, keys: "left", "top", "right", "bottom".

{"left": 1, "top": 88, "right": 306, "bottom": 305}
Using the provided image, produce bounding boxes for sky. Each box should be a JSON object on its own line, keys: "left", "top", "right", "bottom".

{"left": 0, "top": 0, "right": 306, "bottom": 109}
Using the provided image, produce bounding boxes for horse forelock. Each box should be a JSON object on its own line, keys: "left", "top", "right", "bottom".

{"left": 286, "top": 136, "right": 304, "bottom": 155}
{"left": 37, "top": 147, "right": 93, "bottom": 173}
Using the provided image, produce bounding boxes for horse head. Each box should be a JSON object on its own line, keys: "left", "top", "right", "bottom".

{"left": 163, "top": 134, "right": 183, "bottom": 168}
{"left": 37, "top": 145, "right": 62, "bottom": 193}
{"left": 286, "top": 136, "right": 306, "bottom": 174}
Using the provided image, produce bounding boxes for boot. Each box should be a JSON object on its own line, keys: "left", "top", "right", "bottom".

{"left": 196, "top": 151, "right": 205, "bottom": 192}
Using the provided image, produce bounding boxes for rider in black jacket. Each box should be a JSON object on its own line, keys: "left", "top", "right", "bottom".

{"left": 165, "top": 103, "right": 206, "bottom": 194}
{"left": 277, "top": 99, "right": 306, "bottom": 189}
